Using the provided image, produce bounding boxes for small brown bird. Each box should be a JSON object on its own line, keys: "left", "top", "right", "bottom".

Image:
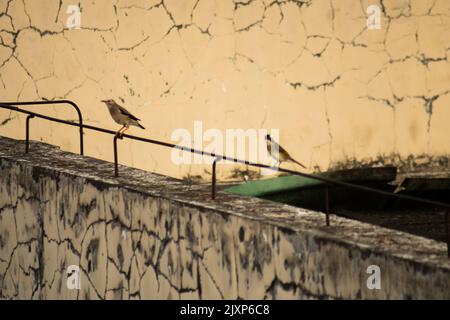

{"left": 265, "top": 134, "right": 306, "bottom": 169}
{"left": 101, "top": 99, "right": 145, "bottom": 138}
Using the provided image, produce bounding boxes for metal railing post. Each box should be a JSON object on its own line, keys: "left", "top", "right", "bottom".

{"left": 113, "top": 135, "right": 119, "bottom": 177}
{"left": 211, "top": 157, "right": 219, "bottom": 200}
{"left": 25, "top": 115, "right": 34, "bottom": 153}
{"left": 325, "top": 184, "right": 330, "bottom": 226}
{"left": 446, "top": 211, "right": 450, "bottom": 257}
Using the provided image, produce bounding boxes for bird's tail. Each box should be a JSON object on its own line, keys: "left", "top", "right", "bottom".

{"left": 138, "top": 122, "right": 145, "bottom": 129}
{"left": 291, "top": 158, "right": 307, "bottom": 169}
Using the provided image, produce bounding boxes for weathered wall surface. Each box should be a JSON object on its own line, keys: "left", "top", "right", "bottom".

{"left": 1, "top": 0, "right": 450, "bottom": 180}
{"left": 1, "top": 136, "right": 449, "bottom": 299}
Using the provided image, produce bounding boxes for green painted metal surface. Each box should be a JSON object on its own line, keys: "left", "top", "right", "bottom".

{"left": 225, "top": 174, "right": 323, "bottom": 197}
{"left": 225, "top": 166, "right": 397, "bottom": 198}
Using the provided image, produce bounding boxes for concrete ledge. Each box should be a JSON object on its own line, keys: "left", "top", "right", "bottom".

{"left": 0, "top": 136, "right": 449, "bottom": 299}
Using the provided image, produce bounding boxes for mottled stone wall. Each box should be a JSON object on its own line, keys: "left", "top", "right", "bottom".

{"left": 1, "top": 0, "right": 450, "bottom": 180}
{"left": 1, "top": 136, "right": 449, "bottom": 299}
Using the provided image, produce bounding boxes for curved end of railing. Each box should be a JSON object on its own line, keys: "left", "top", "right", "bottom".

{"left": 0, "top": 100, "right": 84, "bottom": 155}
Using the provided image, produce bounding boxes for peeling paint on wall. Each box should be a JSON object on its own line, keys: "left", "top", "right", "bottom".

{"left": 0, "top": 0, "right": 449, "bottom": 180}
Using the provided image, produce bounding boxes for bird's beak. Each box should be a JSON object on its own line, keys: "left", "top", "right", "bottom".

{"left": 101, "top": 100, "right": 108, "bottom": 103}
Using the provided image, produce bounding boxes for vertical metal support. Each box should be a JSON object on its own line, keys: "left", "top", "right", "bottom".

{"left": 113, "top": 136, "right": 119, "bottom": 177}
{"left": 211, "top": 157, "right": 219, "bottom": 200}
{"left": 446, "top": 211, "right": 450, "bottom": 258}
{"left": 25, "top": 115, "right": 34, "bottom": 153}
{"left": 79, "top": 123, "right": 84, "bottom": 155}
{"left": 66, "top": 100, "right": 84, "bottom": 155}
{"left": 325, "top": 184, "right": 330, "bottom": 226}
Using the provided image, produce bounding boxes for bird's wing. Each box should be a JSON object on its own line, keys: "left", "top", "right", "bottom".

{"left": 270, "top": 139, "right": 280, "bottom": 151}
{"left": 272, "top": 139, "right": 305, "bottom": 167}
{"left": 274, "top": 140, "right": 291, "bottom": 157}
{"left": 269, "top": 140, "right": 289, "bottom": 160}
{"left": 117, "top": 105, "right": 141, "bottom": 121}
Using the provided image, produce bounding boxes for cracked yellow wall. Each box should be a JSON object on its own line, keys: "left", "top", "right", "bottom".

{"left": 1, "top": 0, "right": 450, "bottom": 180}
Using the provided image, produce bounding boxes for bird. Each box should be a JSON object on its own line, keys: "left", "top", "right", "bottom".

{"left": 265, "top": 134, "right": 306, "bottom": 169}
{"left": 101, "top": 99, "right": 145, "bottom": 138}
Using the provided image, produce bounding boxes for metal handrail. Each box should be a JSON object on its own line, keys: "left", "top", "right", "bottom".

{"left": 0, "top": 101, "right": 449, "bottom": 256}
{"left": 1, "top": 100, "right": 84, "bottom": 155}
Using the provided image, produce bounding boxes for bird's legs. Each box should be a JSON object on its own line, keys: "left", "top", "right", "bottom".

{"left": 116, "top": 125, "right": 125, "bottom": 139}
{"left": 116, "top": 125, "right": 129, "bottom": 139}
{"left": 120, "top": 125, "right": 130, "bottom": 138}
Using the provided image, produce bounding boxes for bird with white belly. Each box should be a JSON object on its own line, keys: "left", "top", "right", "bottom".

{"left": 101, "top": 99, "right": 145, "bottom": 138}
